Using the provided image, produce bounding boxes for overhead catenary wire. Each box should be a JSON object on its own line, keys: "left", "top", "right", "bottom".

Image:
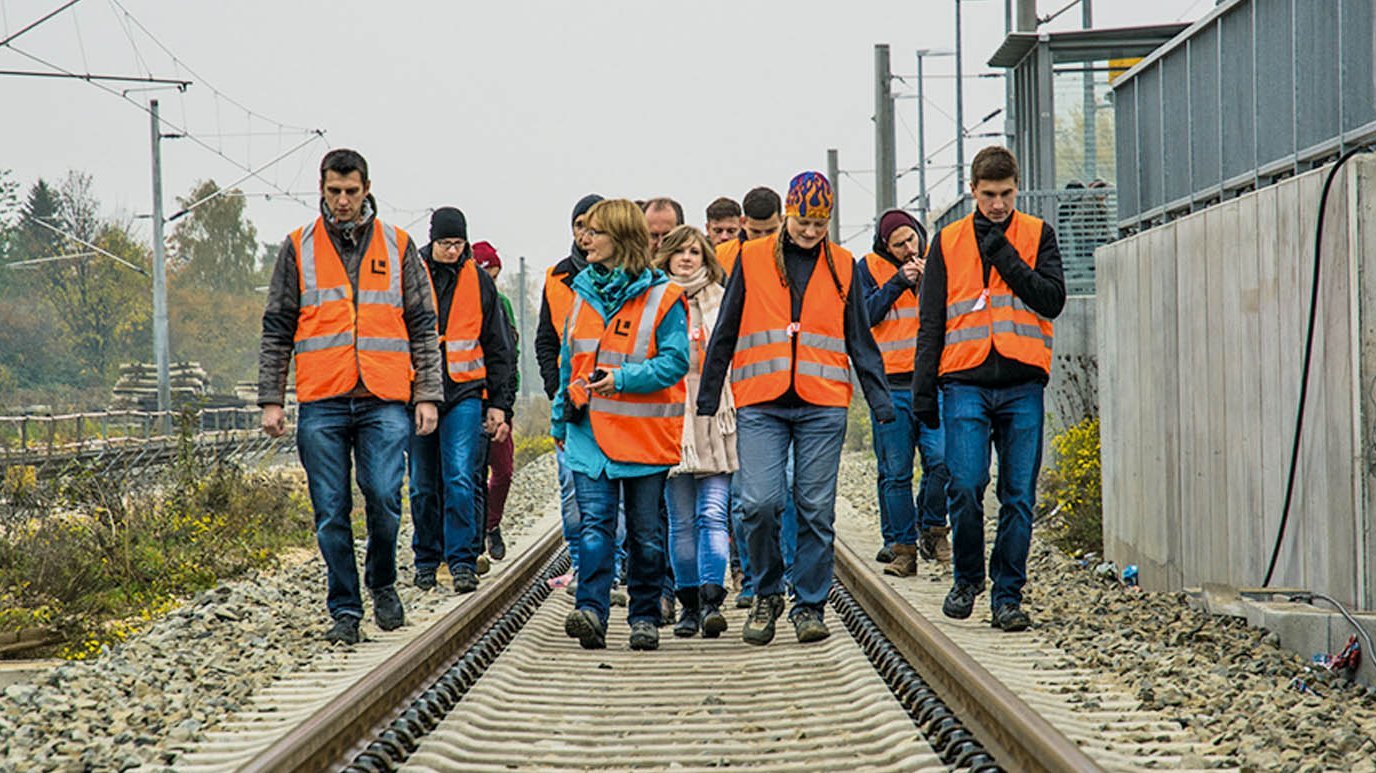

{"left": 0, "top": 0, "right": 83, "bottom": 49}
{"left": 165, "top": 130, "right": 326, "bottom": 222}
{"left": 30, "top": 217, "right": 148, "bottom": 275}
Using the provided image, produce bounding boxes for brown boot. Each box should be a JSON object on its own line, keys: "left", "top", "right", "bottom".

{"left": 883, "top": 544, "right": 918, "bottom": 577}
{"left": 919, "top": 527, "right": 952, "bottom": 564}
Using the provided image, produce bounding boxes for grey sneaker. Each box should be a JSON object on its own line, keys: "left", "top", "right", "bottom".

{"left": 370, "top": 586, "right": 405, "bottom": 631}
{"left": 414, "top": 569, "right": 437, "bottom": 591}
{"left": 453, "top": 567, "right": 479, "bottom": 594}
{"left": 791, "top": 607, "right": 830, "bottom": 643}
{"left": 742, "top": 594, "right": 785, "bottom": 646}
{"left": 628, "top": 619, "right": 660, "bottom": 651}
{"left": 324, "top": 616, "right": 360, "bottom": 645}
{"left": 564, "top": 608, "right": 606, "bottom": 650}
{"left": 942, "top": 582, "right": 982, "bottom": 620}
{"left": 991, "top": 603, "right": 1031, "bottom": 632}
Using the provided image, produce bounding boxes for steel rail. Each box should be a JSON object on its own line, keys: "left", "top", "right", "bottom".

{"left": 241, "top": 525, "right": 563, "bottom": 773}
{"left": 833, "top": 536, "right": 1103, "bottom": 773}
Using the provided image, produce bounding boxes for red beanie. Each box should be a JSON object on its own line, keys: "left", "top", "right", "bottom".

{"left": 472, "top": 241, "right": 501, "bottom": 269}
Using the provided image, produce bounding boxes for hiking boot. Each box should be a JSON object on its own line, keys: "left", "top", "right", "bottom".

{"left": 475, "top": 554, "right": 491, "bottom": 576}
{"left": 991, "top": 603, "right": 1032, "bottom": 632}
{"left": 658, "top": 594, "right": 676, "bottom": 627}
{"left": 791, "top": 607, "right": 831, "bottom": 643}
{"left": 919, "top": 526, "right": 952, "bottom": 564}
{"left": 883, "top": 544, "right": 918, "bottom": 577}
{"left": 564, "top": 608, "right": 606, "bottom": 650}
{"left": 453, "top": 567, "right": 479, "bottom": 594}
{"left": 370, "top": 586, "right": 405, "bottom": 631}
{"left": 609, "top": 583, "right": 627, "bottom": 607}
{"left": 414, "top": 568, "right": 437, "bottom": 591}
{"left": 735, "top": 590, "right": 754, "bottom": 609}
{"left": 875, "top": 544, "right": 896, "bottom": 563}
{"left": 741, "top": 593, "right": 785, "bottom": 646}
{"left": 673, "top": 587, "right": 700, "bottom": 638}
{"left": 699, "top": 583, "right": 728, "bottom": 639}
{"left": 628, "top": 619, "right": 660, "bottom": 651}
{"left": 324, "top": 615, "right": 360, "bottom": 645}
{"left": 942, "top": 582, "right": 983, "bottom": 620}
{"left": 487, "top": 528, "right": 506, "bottom": 561}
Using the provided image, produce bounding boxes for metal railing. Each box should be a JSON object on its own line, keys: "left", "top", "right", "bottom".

{"left": 929, "top": 187, "right": 1116, "bottom": 296}
{"left": 0, "top": 407, "right": 295, "bottom": 480}
{"left": 1112, "top": 0, "right": 1376, "bottom": 232}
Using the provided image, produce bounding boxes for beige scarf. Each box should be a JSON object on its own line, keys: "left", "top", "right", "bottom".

{"left": 671, "top": 267, "right": 738, "bottom": 476}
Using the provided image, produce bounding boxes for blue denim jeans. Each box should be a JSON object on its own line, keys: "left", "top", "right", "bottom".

{"left": 409, "top": 397, "right": 486, "bottom": 575}
{"left": 736, "top": 404, "right": 846, "bottom": 616}
{"left": 297, "top": 397, "right": 409, "bottom": 620}
{"left": 572, "top": 471, "right": 666, "bottom": 627}
{"left": 871, "top": 388, "right": 918, "bottom": 546}
{"left": 916, "top": 392, "right": 950, "bottom": 531}
{"left": 942, "top": 381, "right": 1045, "bottom": 610}
{"left": 730, "top": 460, "right": 797, "bottom": 597}
{"left": 665, "top": 473, "right": 732, "bottom": 588}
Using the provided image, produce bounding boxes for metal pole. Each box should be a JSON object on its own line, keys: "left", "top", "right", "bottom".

{"left": 518, "top": 256, "right": 528, "bottom": 398}
{"left": 1082, "top": 0, "right": 1097, "bottom": 181}
{"left": 149, "top": 99, "right": 171, "bottom": 433}
{"left": 955, "top": 1, "right": 967, "bottom": 198}
{"left": 1005, "top": 0, "right": 1015, "bottom": 147}
{"left": 826, "top": 149, "right": 840, "bottom": 243}
{"left": 1016, "top": 0, "right": 1037, "bottom": 31}
{"left": 874, "top": 44, "right": 897, "bottom": 216}
{"left": 916, "top": 52, "right": 929, "bottom": 225}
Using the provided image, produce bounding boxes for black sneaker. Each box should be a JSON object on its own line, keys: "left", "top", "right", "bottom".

{"left": 734, "top": 591, "right": 754, "bottom": 610}
{"left": 324, "top": 616, "right": 360, "bottom": 644}
{"left": 370, "top": 586, "right": 405, "bottom": 631}
{"left": 791, "top": 607, "right": 831, "bottom": 643}
{"left": 453, "top": 567, "right": 479, "bottom": 594}
{"left": 628, "top": 620, "right": 660, "bottom": 651}
{"left": 414, "top": 569, "right": 437, "bottom": 591}
{"left": 991, "top": 603, "right": 1031, "bottom": 632}
{"left": 741, "top": 594, "right": 785, "bottom": 646}
{"left": 564, "top": 608, "right": 606, "bottom": 650}
{"left": 875, "top": 544, "right": 896, "bottom": 563}
{"left": 942, "top": 582, "right": 983, "bottom": 620}
{"left": 487, "top": 528, "right": 506, "bottom": 561}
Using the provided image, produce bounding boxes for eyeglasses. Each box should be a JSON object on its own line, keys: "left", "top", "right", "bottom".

{"left": 435, "top": 239, "right": 466, "bottom": 252}
{"left": 584, "top": 228, "right": 607, "bottom": 238}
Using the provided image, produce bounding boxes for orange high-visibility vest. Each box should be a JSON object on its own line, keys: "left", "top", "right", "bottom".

{"left": 731, "top": 234, "right": 853, "bottom": 408}
{"left": 863, "top": 253, "right": 919, "bottom": 375}
{"left": 292, "top": 218, "right": 413, "bottom": 403}
{"left": 938, "top": 211, "right": 1054, "bottom": 376}
{"left": 544, "top": 265, "right": 576, "bottom": 343}
{"left": 440, "top": 259, "right": 486, "bottom": 384}
{"left": 565, "top": 280, "right": 687, "bottom": 464}
{"left": 717, "top": 239, "right": 743, "bottom": 275}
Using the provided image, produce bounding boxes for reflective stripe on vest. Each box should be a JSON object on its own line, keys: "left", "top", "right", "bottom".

{"left": 565, "top": 281, "right": 687, "bottom": 464}
{"left": 441, "top": 260, "right": 487, "bottom": 383}
{"left": 937, "top": 211, "right": 1054, "bottom": 376}
{"left": 292, "top": 217, "right": 413, "bottom": 402}
{"left": 863, "top": 252, "right": 919, "bottom": 375}
{"left": 730, "top": 233, "right": 853, "bottom": 407}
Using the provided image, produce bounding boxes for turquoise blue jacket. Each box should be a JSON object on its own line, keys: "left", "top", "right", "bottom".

{"left": 551, "top": 266, "right": 689, "bottom": 480}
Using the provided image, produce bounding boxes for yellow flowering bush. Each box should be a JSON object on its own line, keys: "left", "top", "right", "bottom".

{"left": 1039, "top": 416, "right": 1102, "bottom": 553}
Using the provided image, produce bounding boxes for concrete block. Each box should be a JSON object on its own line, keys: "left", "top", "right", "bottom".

{"left": 1259, "top": 602, "right": 1332, "bottom": 666}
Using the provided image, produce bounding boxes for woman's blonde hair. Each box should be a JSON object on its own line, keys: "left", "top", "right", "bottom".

{"left": 653, "top": 224, "right": 725, "bottom": 284}
{"left": 585, "top": 199, "right": 651, "bottom": 274}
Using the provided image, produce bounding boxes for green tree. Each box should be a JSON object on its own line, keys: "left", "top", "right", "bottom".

{"left": 169, "top": 179, "right": 259, "bottom": 294}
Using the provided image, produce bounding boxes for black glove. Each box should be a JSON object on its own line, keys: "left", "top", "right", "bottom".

{"left": 979, "top": 227, "right": 1011, "bottom": 264}
{"left": 916, "top": 409, "right": 940, "bottom": 430}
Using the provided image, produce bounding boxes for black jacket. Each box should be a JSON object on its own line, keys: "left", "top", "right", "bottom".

{"left": 858, "top": 209, "right": 928, "bottom": 390}
{"left": 913, "top": 210, "right": 1066, "bottom": 425}
{"left": 422, "top": 244, "right": 517, "bottom": 416}
{"left": 258, "top": 196, "right": 443, "bottom": 406}
{"left": 535, "top": 250, "right": 582, "bottom": 399}
{"left": 696, "top": 233, "right": 895, "bottom": 423}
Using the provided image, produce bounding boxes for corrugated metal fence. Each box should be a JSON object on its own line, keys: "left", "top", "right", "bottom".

{"left": 1113, "top": 0, "right": 1376, "bottom": 232}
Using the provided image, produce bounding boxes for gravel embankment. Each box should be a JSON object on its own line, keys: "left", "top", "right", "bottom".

{"left": 835, "top": 450, "right": 1376, "bottom": 772}
{"left": 0, "top": 452, "right": 559, "bottom": 772}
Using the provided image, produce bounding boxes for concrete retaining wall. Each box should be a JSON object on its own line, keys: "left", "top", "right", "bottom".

{"left": 1096, "top": 156, "right": 1376, "bottom": 610}
{"left": 1047, "top": 295, "right": 1097, "bottom": 435}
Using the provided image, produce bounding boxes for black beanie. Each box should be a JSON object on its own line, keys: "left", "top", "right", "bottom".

{"left": 571, "top": 194, "right": 604, "bottom": 226}
{"left": 430, "top": 207, "right": 467, "bottom": 242}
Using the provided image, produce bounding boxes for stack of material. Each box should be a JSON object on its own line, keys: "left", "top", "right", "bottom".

{"left": 234, "top": 380, "right": 295, "bottom": 406}
{"left": 110, "top": 362, "right": 210, "bottom": 411}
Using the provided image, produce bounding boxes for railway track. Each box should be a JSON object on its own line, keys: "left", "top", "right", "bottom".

{"left": 176, "top": 508, "right": 1132, "bottom": 771}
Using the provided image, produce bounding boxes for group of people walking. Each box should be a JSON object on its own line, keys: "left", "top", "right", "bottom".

{"left": 259, "top": 144, "right": 1065, "bottom": 650}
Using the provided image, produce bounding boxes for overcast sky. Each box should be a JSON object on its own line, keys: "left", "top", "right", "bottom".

{"left": 2, "top": 0, "right": 1208, "bottom": 273}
